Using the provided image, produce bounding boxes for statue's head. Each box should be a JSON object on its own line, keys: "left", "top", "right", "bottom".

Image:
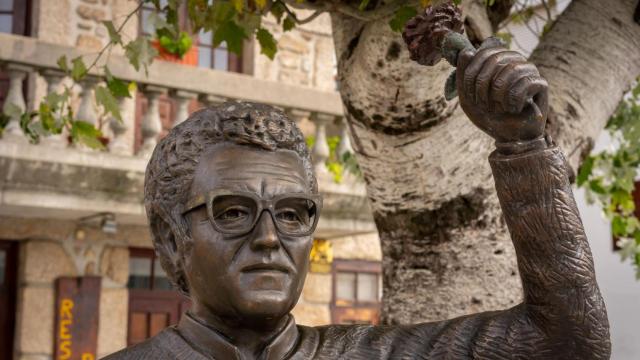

{"left": 144, "top": 101, "right": 320, "bottom": 324}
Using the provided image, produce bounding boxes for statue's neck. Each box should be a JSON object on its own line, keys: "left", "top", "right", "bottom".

{"left": 189, "top": 303, "right": 289, "bottom": 359}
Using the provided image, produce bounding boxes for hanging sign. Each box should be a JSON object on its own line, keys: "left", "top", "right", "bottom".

{"left": 54, "top": 276, "right": 101, "bottom": 360}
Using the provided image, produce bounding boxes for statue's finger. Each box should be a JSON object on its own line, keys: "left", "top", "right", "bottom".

{"left": 462, "top": 47, "right": 504, "bottom": 104}
{"left": 475, "top": 51, "right": 525, "bottom": 108}
{"left": 491, "top": 63, "right": 539, "bottom": 112}
{"left": 508, "top": 76, "right": 548, "bottom": 114}
{"left": 478, "top": 36, "right": 507, "bottom": 51}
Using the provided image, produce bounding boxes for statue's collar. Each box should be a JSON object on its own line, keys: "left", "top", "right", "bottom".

{"left": 176, "top": 312, "right": 299, "bottom": 360}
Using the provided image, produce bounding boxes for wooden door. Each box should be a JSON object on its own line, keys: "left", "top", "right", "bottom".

{"left": 127, "top": 248, "right": 191, "bottom": 346}
{"left": 0, "top": 241, "right": 18, "bottom": 360}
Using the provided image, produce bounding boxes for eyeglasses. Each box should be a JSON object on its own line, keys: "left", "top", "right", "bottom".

{"left": 182, "top": 190, "right": 323, "bottom": 237}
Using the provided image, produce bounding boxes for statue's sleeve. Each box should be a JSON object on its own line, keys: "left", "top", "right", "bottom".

{"left": 478, "top": 144, "right": 611, "bottom": 358}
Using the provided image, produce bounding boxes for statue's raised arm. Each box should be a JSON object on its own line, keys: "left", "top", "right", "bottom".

{"left": 399, "top": 2, "right": 612, "bottom": 358}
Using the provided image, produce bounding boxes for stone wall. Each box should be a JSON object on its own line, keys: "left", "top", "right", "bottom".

{"left": 254, "top": 11, "right": 338, "bottom": 91}
{"left": 0, "top": 217, "right": 141, "bottom": 359}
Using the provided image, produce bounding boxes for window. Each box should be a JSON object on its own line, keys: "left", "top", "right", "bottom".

{"left": 196, "top": 30, "right": 242, "bottom": 72}
{"left": 0, "top": 0, "right": 31, "bottom": 36}
{"left": 332, "top": 260, "right": 382, "bottom": 325}
{"left": 138, "top": 1, "right": 244, "bottom": 73}
{"left": 127, "top": 248, "right": 190, "bottom": 346}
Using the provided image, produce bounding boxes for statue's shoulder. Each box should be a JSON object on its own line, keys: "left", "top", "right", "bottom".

{"left": 101, "top": 327, "right": 197, "bottom": 360}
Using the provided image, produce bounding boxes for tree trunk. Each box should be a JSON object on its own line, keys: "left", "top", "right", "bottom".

{"left": 329, "top": 0, "right": 640, "bottom": 324}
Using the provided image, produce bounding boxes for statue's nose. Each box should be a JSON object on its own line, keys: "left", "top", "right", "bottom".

{"left": 249, "top": 211, "right": 280, "bottom": 250}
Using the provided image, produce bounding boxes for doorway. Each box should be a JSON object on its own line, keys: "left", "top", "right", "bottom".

{"left": 0, "top": 240, "right": 18, "bottom": 360}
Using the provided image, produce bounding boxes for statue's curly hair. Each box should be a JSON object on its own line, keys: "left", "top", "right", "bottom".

{"left": 144, "top": 101, "right": 317, "bottom": 294}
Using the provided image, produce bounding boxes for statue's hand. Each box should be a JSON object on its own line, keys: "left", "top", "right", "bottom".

{"left": 456, "top": 42, "right": 549, "bottom": 144}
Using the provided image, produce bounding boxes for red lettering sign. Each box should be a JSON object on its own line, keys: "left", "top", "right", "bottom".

{"left": 54, "top": 277, "right": 101, "bottom": 360}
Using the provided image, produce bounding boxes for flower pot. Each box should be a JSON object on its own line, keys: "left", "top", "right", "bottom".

{"left": 151, "top": 39, "right": 199, "bottom": 66}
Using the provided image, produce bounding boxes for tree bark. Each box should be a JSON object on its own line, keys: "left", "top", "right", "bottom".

{"left": 329, "top": 0, "right": 640, "bottom": 324}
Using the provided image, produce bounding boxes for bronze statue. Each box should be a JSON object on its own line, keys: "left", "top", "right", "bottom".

{"left": 105, "top": 3, "right": 610, "bottom": 359}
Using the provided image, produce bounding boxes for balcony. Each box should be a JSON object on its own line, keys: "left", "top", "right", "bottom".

{"left": 0, "top": 33, "right": 375, "bottom": 239}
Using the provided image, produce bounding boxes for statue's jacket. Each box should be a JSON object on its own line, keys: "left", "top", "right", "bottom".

{"left": 104, "top": 145, "right": 611, "bottom": 360}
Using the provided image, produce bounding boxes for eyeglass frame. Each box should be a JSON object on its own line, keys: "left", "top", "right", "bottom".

{"left": 182, "top": 189, "right": 323, "bottom": 237}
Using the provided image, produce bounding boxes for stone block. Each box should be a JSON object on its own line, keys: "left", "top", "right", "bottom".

{"left": 278, "top": 35, "right": 310, "bottom": 54}
{"left": 302, "top": 273, "right": 332, "bottom": 304}
{"left": 278, "top": 51, "right": 300, "bottom": 69}
{"left": 97, "top": 288, "right": 128, "bottom": 357}
{"left": 22, "top": 241, "right": 77, "bottom": 284}
{"left": 76, "top": 4, "right": 107, "bottom": 21}
{"left": 332, "top": 232, "right": 382, "bottom": 261}
{"left": 16, "top": 287, "right": 54, "bottom": 354}
{"left": 17, "top": 355, "right": 50, "bottom": 360}
{"left": 76, "top": 34, "right": 104, "bottom": 50}
{"left": 100, "top": 246, "right": 129, "bottom": 286}
{"left": 291, "top": 302, "right": 331, "bottom": 327}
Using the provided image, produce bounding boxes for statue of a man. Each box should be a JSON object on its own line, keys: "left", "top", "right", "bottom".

{"left": 105, "top": 43, "right": 610, "bottom": 359}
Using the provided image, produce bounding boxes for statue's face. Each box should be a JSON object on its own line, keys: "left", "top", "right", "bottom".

{"left": 184, "top": 143, "right": 314, "bottom": 323}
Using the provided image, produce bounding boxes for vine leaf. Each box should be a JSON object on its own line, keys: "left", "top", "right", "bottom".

{"left": 283, "top": 16, "right": 296, "bottom": 32}
{"left": 213, "top": 20, "right": 247, "bottom": 54}
{"left": 256, "top": 28, "right": 277, "bottom": 60}
{"left": 71, "top": 121, "right": 104, "bottom": 149}
{"left": 124, "top": 37, "right": 158, "bottom": 74}
{"left": 95, "top": 86, "right": 122, "bottom": 122}
{"left": 71, "top": 57, "right": 88, "bottom": 82}
{"left": 102, "top": 20, "right": 122, "bottom": 45}
{"left": 390, "top": 6, "right": 418, "bottom": 33}
{"left": 57, "top": 55, "right": 69, "bottom": 73}
{"left": 105, "top": 68, "right": 132, "bottom": 99}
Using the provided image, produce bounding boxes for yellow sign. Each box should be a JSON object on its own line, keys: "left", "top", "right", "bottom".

{"left": 309, "top": 239, "right": 333, "bottom": 273}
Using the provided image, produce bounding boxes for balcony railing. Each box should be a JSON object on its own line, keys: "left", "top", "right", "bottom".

{"left": 0, "top": 33, "right": 374, "bottom": 238}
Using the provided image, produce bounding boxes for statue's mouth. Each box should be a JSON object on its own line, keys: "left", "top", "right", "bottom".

{"left": 241, "top": 263, "right": 291, "bottom": 274}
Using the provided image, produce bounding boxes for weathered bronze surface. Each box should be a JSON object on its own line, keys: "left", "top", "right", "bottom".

{"left": 104, "top": 3, "right": 610, "bottom": 359}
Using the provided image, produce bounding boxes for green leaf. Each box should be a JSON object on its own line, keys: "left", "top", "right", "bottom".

{"left": 389, "top": 6, "right": 418, "bottom": 33}
{"left": 238, "top": 13, "right": 262, "bottom": 34}
{"left": 283, "top": 16, "right": 296, "bottom": 32}
{"left": 359, "top": 0, "right": 371, "bottom": 11}
{"left": 71, "top": 120, "right": 104, "bottom": 149}
{"left": 207, "top": 1, "right": 236, "bottom": 26}
{"left": 270, "top": 2, "right": 286, "bottom": 23}
{"left": 104, "top": 68, "right": 131, "bottom": 98}
{"left": 71, "top": 57, "right": 88, "bottom": 82}
{"left": 256, "top": 28, "right": 277, "bottom": 60}
{"left": 57, "top": 55, "right": 69, "bottom": 73}
{"left": 125, "top": 37, "right": 158, "bottom": 73}
{"left": 19, "top": 110, "right": 39, "bottom": 143}
{"left": 231, "top": 0, "right": 243, "bottom": 13}
{"left": 577, "top": 156, "right": 595, "bottom": 186}
{"left": 102, "top": 20, "right": 122, "bottom": 44}
{"left": 589, "top": 179, "right": 607, "bottom": 194}
{"left": 38, "top": 102, "right": 57, "bottom": 132}
{"left": 95, "top": 85, "right": 122, "bottom": 121}
{"left": 213, "top": 20, "right": 247, "bottom": 55}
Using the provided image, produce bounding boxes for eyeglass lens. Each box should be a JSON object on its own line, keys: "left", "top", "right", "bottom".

{"left": 210, "top": 195, "right": 317, "bottom": 235}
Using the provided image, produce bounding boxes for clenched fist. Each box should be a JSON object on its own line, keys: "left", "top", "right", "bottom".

{"left": 456, "top": 40, "right": 549, "bottom": 144}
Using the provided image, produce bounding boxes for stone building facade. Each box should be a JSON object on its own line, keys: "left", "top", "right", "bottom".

{"left": 0, "top": 1, "right": 381, "bottom": 359}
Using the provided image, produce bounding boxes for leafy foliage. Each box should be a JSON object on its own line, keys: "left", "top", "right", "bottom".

{"left": 389, "top": 6, "right": 419, "bottom": 33}
{"left": 578, "top": 81, "right": 640, "bottom": 278}
{"left": 306, "top": 135, "right": 361, "bottom": 184}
